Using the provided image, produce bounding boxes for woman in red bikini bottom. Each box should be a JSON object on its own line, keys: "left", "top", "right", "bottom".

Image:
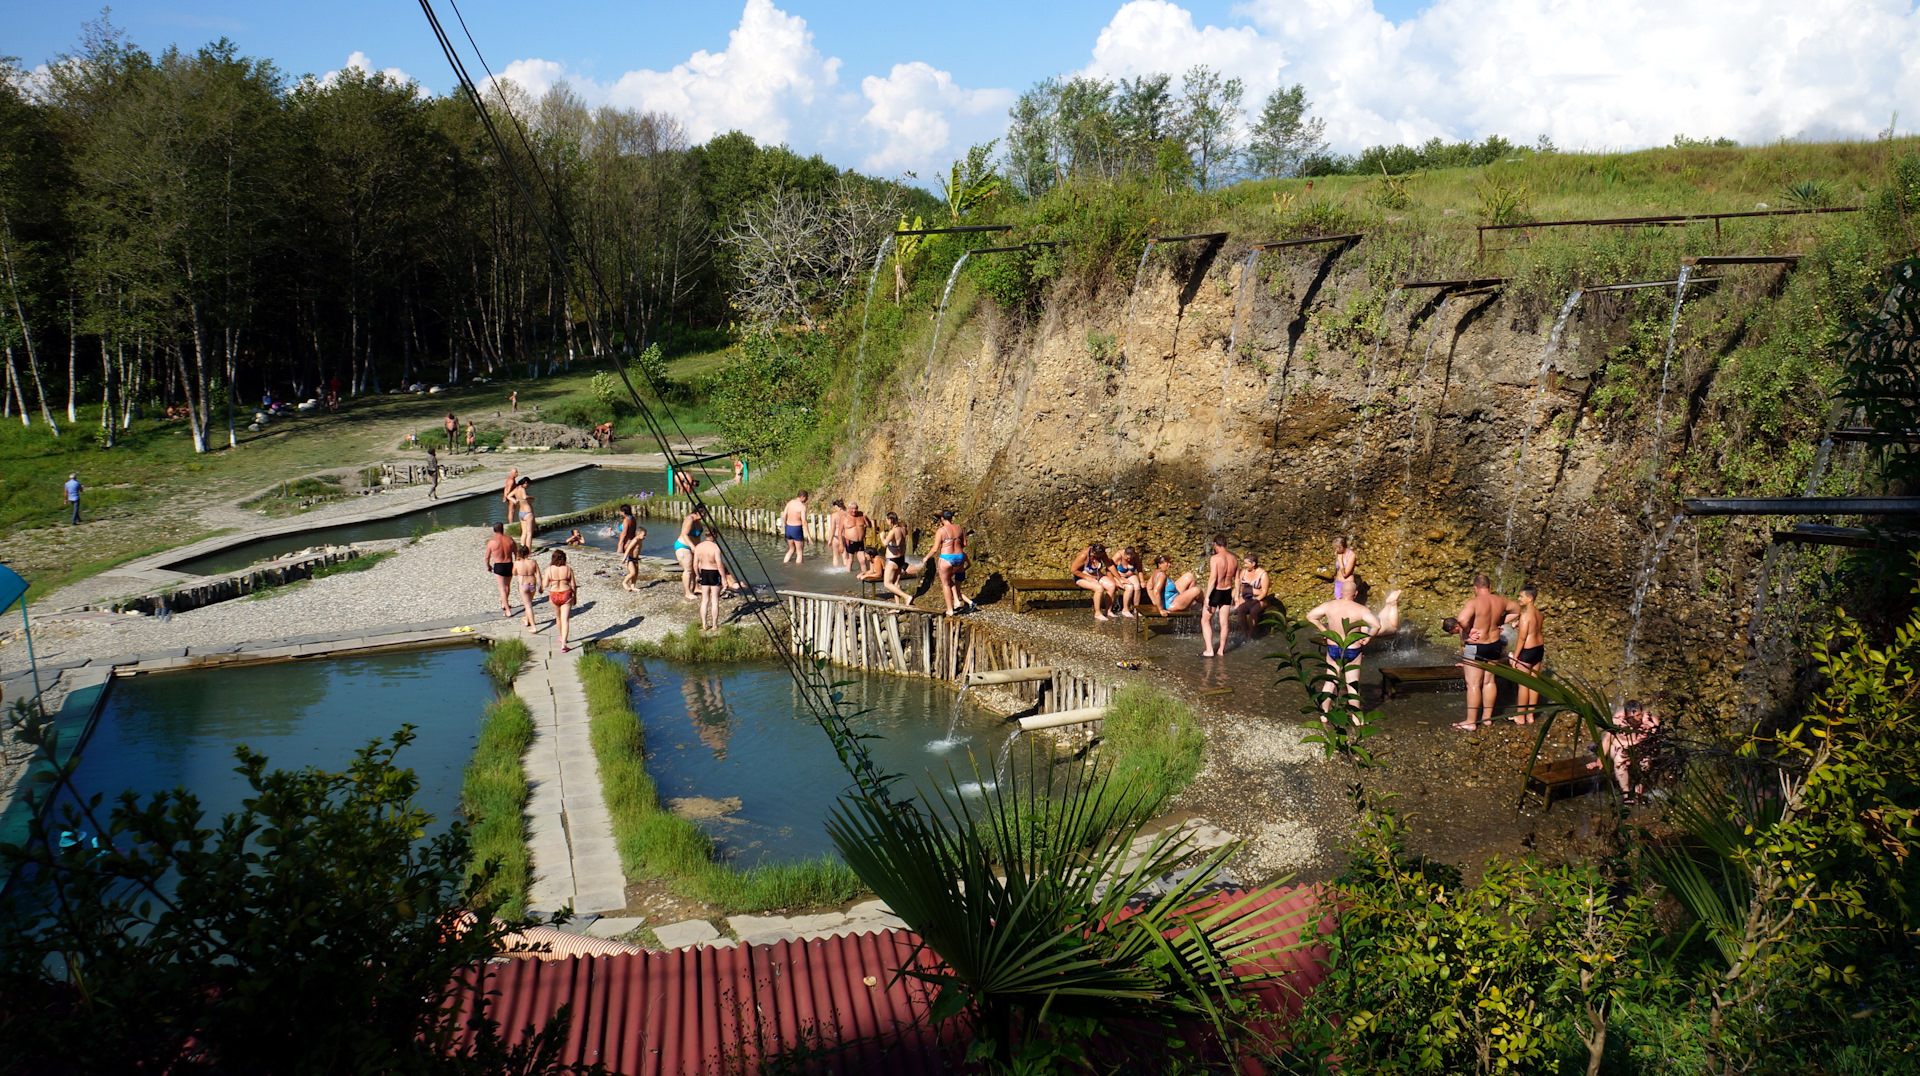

{"left": 543, "top": 549, "right": 578, "bottom": 652}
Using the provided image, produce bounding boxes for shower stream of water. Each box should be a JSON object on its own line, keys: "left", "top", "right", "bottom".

{"left": 1388, "top": 296, "right": 1452, "bottom": 583}
{"left": 925, "top": 251, "right": 974, "bottom": 366}
{"left": 851, "top": 235, "right": 896, "bottom": 412}
{"left": 993, "top": 728, "right": 1022, "bottom": 784}
{"left": 1121, "top": 240, "right": 1159, "bottom": 359}
{"left": 1496, "top": 288, "right": 1584, "bottom": 587}
{"left": 1344, "top": 290, "right": 1403, "bottom": 529}
{"left": 1619, "top": 513, "right": 1688, "bottom": 679}
{"left": 1226, "top": 249, "right": 1261, "bottom": 359}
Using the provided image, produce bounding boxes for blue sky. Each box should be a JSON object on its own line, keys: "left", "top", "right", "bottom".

{"left": 14, "top": 0, "right": 1920, "bottom": 180}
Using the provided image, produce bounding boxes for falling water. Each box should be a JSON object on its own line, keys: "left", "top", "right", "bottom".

{"left": 1619, "top": 513, "right": 1688, "bottom": 678}
{"left": 927, "top": 694, "right": 968, "bottom": 752}
{"left": 1345, "top": 289, "right": 1403, "bottom": 526}
{"left": 1496, "top": 288, "right": 1584, "bottom": 586}
{"left": 1121, "top": 240, "right": 1159, "bottom": 359}
{"left": 993, "top": 727, "right": 1022, "bottom": 784}
{"left": 1226, "top": 248, "right": 1262, "bottom": 359}
{"left": 851, "top": 235, "right": 896, "bottom": 411}
{"left": 924, "top": 251, "right": 974, "bottom": 365}
{"left": 1388, "top": 296, "right": 1452, "bottom": 581}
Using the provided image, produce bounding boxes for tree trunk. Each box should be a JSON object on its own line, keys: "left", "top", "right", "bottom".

{"left": 225, "top": 325, "right": 238, "bottom": 449}
{"left": 0, "top": 214, "right": 59, "bottom": 435}
{"left": 174, "top": 340, "right": 207, "bottom": 451}
{"left": 4, "top": 343, "right": 27, "bottom": 424}
{"left": 100, "top": 335, "right": 115, "bottom": 448}
{"left": 66, "top": 295, "right": 77, "bottom": 423}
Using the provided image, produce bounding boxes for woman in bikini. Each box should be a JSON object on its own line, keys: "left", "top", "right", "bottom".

{"left": 509, "top": 478, "right": 536, "bottom": 546}
{"left": 1332, "top": 537, "right": 1357, "bottom": 599}
{"left": 1110, "top": 546, "right": 1144, "bottom": 618}
{"left": 826, "top": 500, "right": 848, "bottom": 569}
{"left": 543, "top": 549, "right": 578, "bottom": 653}
{"left": 511, "top": 544, "right": 542, "bottom": 632}
{"left": 1147, "top": 554, "right": 1203, "bottom": 614}
{"left": 933, "top": 510, "right": 975, "bottom": 616}
{"left": 675, "top": 507, "right": 705, "bottom": 602}
{"left": 1070, "top": 542, "right": 1120, "bottom": 621}
{"left": 874, "top": 512, "right": 915, "bottom": 604}
{"left": 1234, "top": 553, "right": 1272, "bottom": 639}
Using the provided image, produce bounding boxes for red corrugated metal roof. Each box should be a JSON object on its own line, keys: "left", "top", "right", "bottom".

{"left": 454, "top": 886, "right": 1332, "bottom": 1076}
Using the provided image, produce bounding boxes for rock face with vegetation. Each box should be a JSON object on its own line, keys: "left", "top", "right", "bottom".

{"left": 756, "top": 140, "right": 1920, "bottom": 723}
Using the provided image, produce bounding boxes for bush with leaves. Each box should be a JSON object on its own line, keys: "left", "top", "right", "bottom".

{"left": 709, "top": 332, "right": 830, "bottom": 456}
{"left": 0, "top": 714, "right": 597, "bottom": 1074}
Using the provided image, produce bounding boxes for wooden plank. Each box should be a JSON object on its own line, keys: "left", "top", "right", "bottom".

{"left": 1379, "top": 665, "right": 1464, "bottom": 698}
{"left": 1526, "top": 755, "right": 1605, "bottom": 810}
{"left": 1018, "top": 706, "right": 1108, "bottom": 731}
{"left": 965, "top": 667, "right": 1055, "bottom": 686}
{"left": 887, "top": 614, "right": 907, "bottom": 671}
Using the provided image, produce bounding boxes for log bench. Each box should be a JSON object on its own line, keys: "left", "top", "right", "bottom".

{"left": 1378, "top": 665, "right": 1465, "bottom": 698}
{"left": 1525, "top": 755, "right": 1605, "bottom": 810}
{"left": 1008, "top": 578, "right": 1087, "bottom": 612}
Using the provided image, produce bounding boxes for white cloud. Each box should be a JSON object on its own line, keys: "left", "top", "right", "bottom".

{"left": 1082, "top": 0, "right": 1920, "bottom": 152}
{"left": 320, "top": 51, "right": 421, "bottom": 92}
{"left": 486, "top": 0, "right": 1007, "bottom": 181}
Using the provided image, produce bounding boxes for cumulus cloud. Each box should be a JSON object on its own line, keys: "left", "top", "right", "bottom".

{"left": 487, "top": 0, "right": 1007, "bottom": 180}
{"left": 1082, "top": 0, "right": 1920, "bottom": 152}
{"left": 319, "top": 51, "right": 420, "bottom": 91}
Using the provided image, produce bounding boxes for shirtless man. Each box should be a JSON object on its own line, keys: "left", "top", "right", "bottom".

{"left": 1305, "top": 588, "right": 1405, "bottom": 713}
{"left": 693, "top": 531, "right": 726, "bottom": 631}
{"left": 1449, "top": 573, "right": 1523, "bottom": 730}
{"left": 933, "top": 510, "right": 976, "bottom": 616}
{"left": 826, "top": 500, "right": 848, "bottom": 568}
{"left": 616, "top": 504, "right": 645, "bottom": 592}
{"left": 444, "top": 412, "right": 458, "bottom": 450}
{"left": 483, "top": 524, "right": 515, "bottom": 616}
{"left": 1508, "top": 584, "right": 1546, "bottom": 724}
{"left": 1200, "top": 535, "right": 1239, "bottom": 658}
{"left": 840, "top": 502, "right": 872, "bottom": 575}
{"left": 781, "top": 491, "right": 810, "bottom": 564}
{"left": 502, "top": 466, "right": 520, "bottom": 507}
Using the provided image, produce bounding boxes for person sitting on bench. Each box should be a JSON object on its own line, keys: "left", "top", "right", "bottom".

{"left": 1148, "top": 554, "right": 1203, "bottom": 613}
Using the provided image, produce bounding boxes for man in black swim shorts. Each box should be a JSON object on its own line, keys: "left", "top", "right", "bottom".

{"left": 1449, "top": 573, "right": 1522, "bottom": 730}
{"left": 484, "top": 523, "right": 515, "bottom": 616}
{"left": 1200, "top": 535, "right": 1239, "bottom": 658}
{"left": 1508, "top": 584, "right": 1546, "bottom": 724}
{"left": 693, "top": 531, "right": 726, "bottom": 631}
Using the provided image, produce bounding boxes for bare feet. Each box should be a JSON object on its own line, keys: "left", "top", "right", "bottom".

{"left": 1094, "top": 614, "right": 1110, "bottom": 622}
{"left": 1451, "top": 720, "right": 1480, "bottom": 731}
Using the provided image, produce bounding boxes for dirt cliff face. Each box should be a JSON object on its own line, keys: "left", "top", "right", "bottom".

{"left": 837, "top": 242, "right": 1777, "bottom": 719}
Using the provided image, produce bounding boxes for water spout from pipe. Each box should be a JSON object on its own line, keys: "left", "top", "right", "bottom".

{"left": 1226, "top": 248, "right": 1261, "bottom": 360}
{"left": 1389, "top": 295, "right": 1451, "bottom": 582}
{"left": 1497, "top": 288, "right": 1583, "bottom": 587}
{"left": 851, "top": 235, "right": 896, "bottom": 416}
{"left": 925, "top": 251, "right": 973, "bottom": 366}
{"left": 1121, "top": 240, "right": 1159, "bottom": 360}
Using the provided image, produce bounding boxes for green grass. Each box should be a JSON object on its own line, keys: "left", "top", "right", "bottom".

{"left": 18, "top": 534, "right": 227, "bottom": 605}
{"left": 483, "top": 637, "right": 532, "bottom": 688}
{"left": 244, "top": 550, "right": 396, "bottom": 601}
{"left": 577, "top": 650, "right": 865, "bottom": 912}
{"left": 1099, "top": 682, "right": 1207, "bottom": 813}
{"left": 238, "top": 474, "right": 346, "bottom": 514}
{"left": 622, "top": 623, "right": 775, "bottom": 662}
{"left": 462, "top": 693, "right": 536, "bottom": 918}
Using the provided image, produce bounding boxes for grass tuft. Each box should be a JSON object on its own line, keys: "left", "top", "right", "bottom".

{"left": 483, "top": 637, "right": 532, "bottom": 688}
{"left": 1099, "top": 682, "right": 1207, "bottom": 814}
{"left": 462, "top": 694, "right": 535, "bottom": 918}
{"left": 624, "top": 623, "right": 775, "bottom": 662}
{"left": 577, "top": 651, "right": 865, "bottom": 911}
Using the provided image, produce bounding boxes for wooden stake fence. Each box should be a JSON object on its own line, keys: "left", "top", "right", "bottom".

{"left": 637, "top": 497, "right": 835, "bottom": 542}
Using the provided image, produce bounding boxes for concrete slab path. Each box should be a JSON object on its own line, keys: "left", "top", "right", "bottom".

{"left": 517, "top": 638, "right": 627, "bottom": 916}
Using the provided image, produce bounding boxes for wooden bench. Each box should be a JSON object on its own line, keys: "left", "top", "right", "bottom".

{"left": 1525, "top": 756, "right": 1604, "bottom": 810}
{"left": 1378, "top": 665, "right": 1465, "bottom": 698}
{"left": 1008, "top": 578, "right": 1086, "bottom": 612}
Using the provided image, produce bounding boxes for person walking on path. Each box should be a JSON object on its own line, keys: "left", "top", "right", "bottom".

{"left": 1448, "top": 573, "right": 1523, "bottom": 730}
{"left": 617, "top": 504, "right": 645, "bottom": 592}
{"left": 64, "top": 473, "right": 82, "bottom": 524}
{"left": 484, "top": 524, "right": 516, "bottom": 616}
{"left": 465, "top": 420, "right": 476, "bottom": 454}
{"left": 693, "top": 531, "right": 726, "bottom": 631}
{"left": 426, "top": 448, "right": 441, "bottom": 499}
{"left": 1200, "top": 536, "right": 1239, "bottom": 657}
{"left": 933, "top": 510, "right": 976, "bottom": 616}
{"left": 1508, "top": 584, "right": 1547, "bottom": 724}
{"left": 543, "top": 549, "right": 578, "bottom": 652}
{"left": 508, "top": 477, "right": 536, "bottom": 546}
{"left": 512, "top": 543, "right": 542, "bottom": 631}
{"left": 870, "top": 512, "right": 916, "bottom": 604}
{"left": 781, "top": 491, "right": 810, "bottom": 564}
{"left": 444, "top": 413, "right": 458, "bottom": 450}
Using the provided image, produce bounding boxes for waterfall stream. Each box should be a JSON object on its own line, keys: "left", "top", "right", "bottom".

{"left": 1344, "top": 289, "right": 1402, "bottom": 529}
{"left": 924, "top": 251, "right": 974, "bottom": 366}
{"left": 1226, "top": 249, "right": 1261, "bottom": 359}
{"left": 1620, "top": 513, "right": 1689, "bottom": 681}
{"left": 1121, "top": 240, "right": 1159, "bottom": 359}
{"left": 851, "top": 235, "right": 896, "bottom": 412}
{"left": 1497, "top": 288, "right": 1585, "bottom": 587}
{"left": 1389, "top": 296, "right": 1452, "bottom": 582}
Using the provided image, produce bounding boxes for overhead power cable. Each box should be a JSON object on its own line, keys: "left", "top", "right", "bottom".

{"left": 416, "top": 0, "right": 893, "bottom": 802}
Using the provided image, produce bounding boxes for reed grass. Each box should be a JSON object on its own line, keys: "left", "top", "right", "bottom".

{"left": 577, "top": 650, "right": 866, "bottom": 912}
{"left": 482, "top": 637, "right": 532, "bottom": 688}
{"left": 1099, "top": 682, "right": 1207, "bottom": 814}
{"left": 622, "top": 623, "right": 774, "bottom": 662}
{"left": 461, "top": 694, "right": 535, "bottom": 918}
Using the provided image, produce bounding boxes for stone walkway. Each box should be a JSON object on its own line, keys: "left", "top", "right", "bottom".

{"left": 517, "top": 639, "right": 626, "bottom": 916}
{"left": 651, "top": 900, "right": 909, "bottom": 950}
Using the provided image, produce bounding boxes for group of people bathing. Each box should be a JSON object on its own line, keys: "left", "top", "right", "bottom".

{"left": 774, "top": 492, "right": 980, "bottom": 617}
{"left": 1070, "top": 537, "right": 1279, "bottom": 659}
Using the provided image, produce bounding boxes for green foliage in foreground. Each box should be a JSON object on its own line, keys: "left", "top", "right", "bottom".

{"left": 0, "top": 718, "right": 598, "bottom": 1074}
{"left": 622, "top": 623, "right": 774, "bottom": 663}
{"left": 576, "top": 651, "right": 863, "bottom": 911}
{"left": 462, "top": 695, "right": 535, "bottom": 919}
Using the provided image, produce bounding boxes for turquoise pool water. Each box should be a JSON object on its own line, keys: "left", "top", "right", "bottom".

{"left": 628, "top": 658, "right": 1016, "bottom": 865}
{"left": 54, "top": 647, "right": 498, "bottom": 840}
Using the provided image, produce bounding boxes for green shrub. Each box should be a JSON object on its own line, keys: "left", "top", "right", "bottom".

{"left": 461, "top": 695, "right": 536, "bottom": 918}
{"left": 709, "top": 333, "right": 831, "bottom": 457}
{"left": 1098, "top": 682, "right": 1206, "bottom": 813}
{"left": 483, "top": 637, "right": 531, "bottom": 687}
{"left": 624, "top": 623, "right": 774, "bottom": 662}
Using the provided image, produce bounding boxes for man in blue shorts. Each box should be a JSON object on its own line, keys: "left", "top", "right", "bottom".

{"left": 781, "top": 491, "right": 810, "bottom": 564}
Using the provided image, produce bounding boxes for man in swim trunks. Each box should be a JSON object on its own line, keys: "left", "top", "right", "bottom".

{"left": 617, "top": 504, "right": 645, "bottom": 592}
{"left": 840, "top": 502, "right": 872, "bottom": 576}
{"left": 692, "top": 531, "right": 726, "bottom": 631}
{"left": 782, "top": 491, "right": 810, "bottom": 564}
{"left": 933, "top": 509, "right": 976, "bottom": 616}
{"left": 1509, "top": 584, "right": 1546, "bottom": 724}
{"left": 826, "top": 500, "right": 848, "bottom": 569}
{"left": 1200, "top": 535, "right": 1239, "bottom": 657}
{"left": 1304, "top": 588, "right": 1404, "bottom": 714}
{"left": 444, "top": 412, "right": 458, "bottom": 450}
{"left": 1449, "top": 573, "right": 1523, "bottom": 730}
{"left": 484, "top": 523, "right": 515, "bottom": 615}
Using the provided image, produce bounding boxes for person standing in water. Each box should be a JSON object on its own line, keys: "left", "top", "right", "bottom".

{"left": 840, "top": 502, "right": 872, "bottom": 576}
{"left": 1508, "top": 584, "right": 1547, "bottom": 724}
{"left": 1332, "top": 537, "right": 1358, "bottom": 599}
{"left": 675, "top": 506, "right": 705, "bottom": 601}
{"left": 1448, "top": 573, "right": 1523, "bottom": 731}
{"left": 1200, "top": 536, "right": 1239, "bottom": 657}
{"left": 484, "top": 524, "right": 515, "bottom": 616}
{"left": 1234, "top": 553, "right": 1272, "bottom": 638}
{"left": 1304, "top": 589, "right": 1404, "bottom": 714}
{"left": 693, "top": 531, "right": 726, "bottom": 631}
{"left": 617, "top": 504, "right": 644, "bottom": 592}
{"left": 543, "top": 550, "right": 577, "bottom": 653}
{"left": 826, "top": 500, "right": 848, "bottom": 569}
{"left": 868, "top": 512, "right": 916, "bottom": 604}
{"left": 511, "top": 543, "right": 541, "bottom": 631}
{"left": 934, "top": 510, "right": 976, "bottom": 616}
{"left": 781, "top": 491, "right": 810, "bottom": 564}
